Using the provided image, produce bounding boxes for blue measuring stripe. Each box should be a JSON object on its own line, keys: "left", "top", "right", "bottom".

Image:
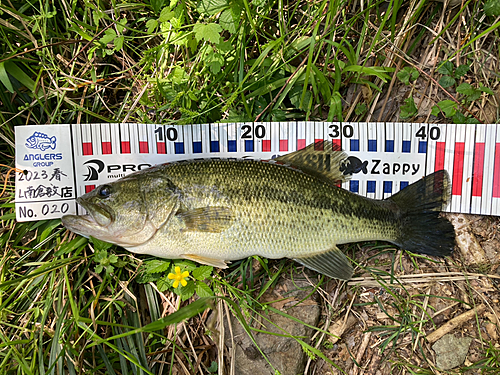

{"left": 210, "top": 140, "right": 219, "bottom": 152}
{"left": 400, "top": 181, "right": 409, "bottom": 190}
{"left": 350, "top": 180, "right": 359, "bottom": 193}
{"left": 386, "top": 140, "right": 394, "bottom": 152}
{"left": 367, "top": 181, "right": 376, "bottom": 193}
{"left": 175, "top": 142, "right": 184, "bottom": 154}
{"left": 193, "top": 141, "right": 202, "bottom": 153}
{"left": 384, "top": 181, "right": 392, "bottom": 193}
{"left": 418, "top": 141, "right": 427, "bottom": 153}
{"left": 350, "top": 139, "right": 359, "bottom": 152}
{"left": 368, "top": 140, "right": 377, "bottom": 151}
{"left": 228, "top": 140, "right": 237, "bottom": 152}
{"left": 402, "top": 140, "right": 411, "bottom": 153}
{"left": 245, "top": 140, "right": 253, "bottom": 152}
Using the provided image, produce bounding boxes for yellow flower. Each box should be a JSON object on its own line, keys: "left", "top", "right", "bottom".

{"left": 168, "top": 266, "right": 189, "bottom": 288}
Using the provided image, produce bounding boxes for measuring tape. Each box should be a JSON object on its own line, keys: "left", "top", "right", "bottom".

{"left": 14, "top": 122, "right": 500, "bottom": 222}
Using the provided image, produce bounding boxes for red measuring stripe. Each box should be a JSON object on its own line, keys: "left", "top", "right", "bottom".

{"left": 82, "top": 142, "right": 93, "bottom": 156}
{"left": 452, "top": 142, "right": 465, "bottom": 196}
{"left": 493, "top": 143, "right": 500, "bottom": 198}
{"left": 472, "top": 143, "right": 485, "bottom": 197}
{"left": 139, "top": 141, "right": 149, "bottom": 153}
{"left": 332, "top": 139, "right": 341, "bottom": 148}
{"left": 279, "top": 140, "right": 288, "bottom": 151}
{"left": 262, "top": 140, "right": 271, "bottom": 152}
{"left": 85, "top": 185, "right": 95, "bottom": 193}
{"left": 121, "top": 141, "right": 131, "bottom": 154}
{"left": 157, "top": 142, "right": 166, "bottom": 154}
{"left": 297, "top": 139, "right": 306, "bottom": 150}
{"left": 314, "top": 139, "right": 323, "bottom": 150}
{"left": 102, "top": 142, "right": 112, "bottom": 154}
{"left": 435, "top": 142, "right": 445, "bottom": 171}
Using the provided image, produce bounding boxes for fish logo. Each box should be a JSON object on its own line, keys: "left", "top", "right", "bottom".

{"left": 340, "top": 156, "right": 368, "bottom": 175}
{"left": 25, "top": 132, "right": 57, "bottom": 151}
{"left": 83, "top": 159, "right": 105, "bottom": 181}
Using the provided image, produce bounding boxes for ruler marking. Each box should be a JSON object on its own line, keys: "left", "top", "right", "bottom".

{"left": 73, "top": 124, "right": 82, "bottom": 157}
{"left": 314, "top": 121, "right": 323, "bottom": 148}
{"left": 452, "top": 142, "right": 465, "bottom": 196}
{"left": 402, "top": 122, "right": 411, "bottom": 153}
{"left": 82, "top": 124, "right": 93, "bottom": 156}
{"left": 472, "top": 143, "right": 485, "bottom": 197}
{"left": 270, "top": 122, "right": 278, "bottom": 154}
{"left": 367, "top": 123, "right": 376, "bottom": 152}
{"left": 120, "top": 123, "right": 131, "bottom": 154}
{"left": 137, "top": 124, "right": 148, "bottom": 154}
{"left": 262, "top": 122, "right": 271, "bottom": 152}
{"left": 192, "top": 124, "right": 202, "bottom": 154}
{"left": 411, "top": 123, "right": 420, "bottom": 154}
{"left": 202, "top": 123, "right": 210, "bottom": 155}
{"left": 279, "top": 122, "right": 288, "bottom": 152}
{"left": 174, "top": 125, "right": 185, "bottom": 154}
{"left": 492, "top": 124, "right": 500, "bottom": 215}
{"left": 91, "top": 122, "right": 101, "bottom": 155}
{"left": 110, "top": 123, "right": 120, "bottom": 156}
{"left": 481, "top": 124, "right": 496, "bottom": 215}
{"left": 376, "top": 123, "right": 385, "bottom": 199}
{"left": 493, "top": 141, "right": 500, "bottom": 199}
{"left": 183, "top": 125, "right": 193, "bottom": 155}
{"left": 210, "top": 124, "right": 219, "bottom": 153}
{"left": 461, "top": 124, "right": 475, "bottom": 213}
{"left": 220, "top": 123, "right": 228, "bottom": 153}
{"left": 229, "top": 123, "right": 237, "bottom": 153}
{"left": 101, "top": 124, "right": 112, "bottom": 154}
{"left": 155, "top": 124, "right": 166, "bottom": 154}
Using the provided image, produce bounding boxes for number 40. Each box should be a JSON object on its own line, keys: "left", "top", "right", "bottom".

{"left": 415, "top": 126, "right": 441, "bottom": 140}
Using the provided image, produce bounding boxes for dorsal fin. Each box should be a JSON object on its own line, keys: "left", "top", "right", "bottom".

{"left": 275, "top": 140, "right": 351, "bottom": 184}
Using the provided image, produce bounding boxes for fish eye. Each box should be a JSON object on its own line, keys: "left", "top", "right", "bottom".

{"left": 97, "top": 185, "right": 112, "bottom": 198}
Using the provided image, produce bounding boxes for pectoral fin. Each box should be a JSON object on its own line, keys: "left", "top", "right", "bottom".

{"left": 293, "top": 246, "right": 353, "bottom": 280}
{"left": 176, "top": 206, "right": 234, "bottom": 233}
{"left": 182, "top": 254, "right": 228, "bottom": 268}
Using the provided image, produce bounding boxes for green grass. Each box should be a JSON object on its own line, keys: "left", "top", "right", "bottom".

{"left": 1, "top": 0, "right": 500, "bottom": 373}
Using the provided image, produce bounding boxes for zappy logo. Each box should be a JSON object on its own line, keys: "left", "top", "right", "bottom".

{"left": 25, "top": 132, "right": 57, "bottom": 151}
{"left": 83, "top": 159, "right": 152, "bottom": 181}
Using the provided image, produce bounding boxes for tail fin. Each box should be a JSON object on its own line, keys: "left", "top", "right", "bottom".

{"left": 388, "top": 170, "right": 455, "bottom": 257}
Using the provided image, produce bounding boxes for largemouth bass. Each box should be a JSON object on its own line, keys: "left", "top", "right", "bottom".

{"left": 62, "top": 141, "right": 455, "bottom": 280}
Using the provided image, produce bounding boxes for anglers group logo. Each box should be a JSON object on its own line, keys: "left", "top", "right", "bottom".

{"left": 83, "top": 159, "right": 105, "bottom": 181}
{"left": 25, "top": 132, "right": 57, "bottom": 151}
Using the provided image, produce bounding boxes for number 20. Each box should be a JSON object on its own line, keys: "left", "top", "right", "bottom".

{"left": 241, "top": 124, "right": 266, "bottom": 139}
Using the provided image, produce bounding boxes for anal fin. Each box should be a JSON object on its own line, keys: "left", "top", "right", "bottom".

{"left": 293, "top": 246, "right": 353, "bottom": 280}
{"left": 182, "top": 254, "right": 228, "bottom": 268}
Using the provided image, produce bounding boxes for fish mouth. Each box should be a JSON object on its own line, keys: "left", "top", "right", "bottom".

{"left": 61, "top": 214, "right": 100, "bottom": 238}
{"left": 75, "top": 197, "right": 114, "bottom": 227}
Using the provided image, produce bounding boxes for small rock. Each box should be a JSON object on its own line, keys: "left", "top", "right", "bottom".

{"left": 432, "top": 334, "right": 473, "bottom": 370}
{"left": 224, "top": 272, "right": 321, "bottom": 375}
